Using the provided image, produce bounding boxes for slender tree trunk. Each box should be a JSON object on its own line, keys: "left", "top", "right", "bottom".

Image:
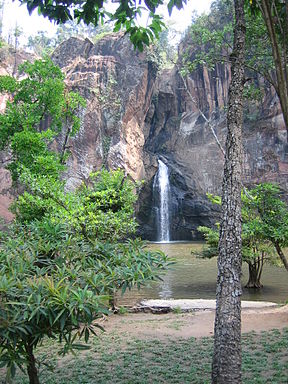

{"left": 273, "top": 241, "right": 288, "bottom": 271}
{"left": 212, "top": 0, "right": 246, "bottom": 383}
{"left": 60, "top": 123, "right": 72, "bottom": 164}
{"left": 25, "top": 342, "right": 40, "bottom": 384}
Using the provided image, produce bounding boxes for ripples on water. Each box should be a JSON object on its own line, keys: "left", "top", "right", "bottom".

{"left": 119, "top": 242, "right": 288, "bottom": 306}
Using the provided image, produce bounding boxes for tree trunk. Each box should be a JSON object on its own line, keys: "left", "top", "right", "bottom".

{"left": 273, "top": 241, "right": 288, "bottom": 271}
{"left": 25, "top": 342, "right": 40, "bottom": 384}
{"left": 211, "top": 0, "right": 246, "bottom": 383}
{"left": 245, "top": 258, "right": 263, "bottom": 289}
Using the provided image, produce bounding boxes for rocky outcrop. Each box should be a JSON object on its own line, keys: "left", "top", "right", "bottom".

{"left": 0, "top": 34, "right": 287, "bottom": 240}
{"left": 51, "top": 33, "right": 158, "bottom": 189}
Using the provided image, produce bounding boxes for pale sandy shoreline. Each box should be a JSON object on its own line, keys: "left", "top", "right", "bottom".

{"left": 140, "top": 298, "right": 279, "bottom": 311}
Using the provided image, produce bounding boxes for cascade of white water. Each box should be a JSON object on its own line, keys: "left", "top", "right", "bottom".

{"left": 155, "top": 159, "right": 170, "bottom": 242}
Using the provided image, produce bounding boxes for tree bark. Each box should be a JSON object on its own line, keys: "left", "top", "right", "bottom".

{"left": 245, "top": 257, "right": 264, "bottom": 289}
{"left": 211, "top": 0, "right": 245, "bottom": 383}
{"left": 25, "top": 341, "right": 40, "bottom": 384}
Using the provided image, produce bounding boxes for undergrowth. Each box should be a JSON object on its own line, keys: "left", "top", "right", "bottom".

{"left": 3, "top": 327, "right": 288, "bottom": 383}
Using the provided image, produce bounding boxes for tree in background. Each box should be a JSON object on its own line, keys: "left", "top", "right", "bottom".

{"left": 0, "top": 58, "right": 85, "bottom": 181}
{"left": 54, "top": 20, "right": 113, "bottom": 45}
{"left": 250, "top": 0, "right": 288, "bottom": 139}
{"left": 198, "top": 185, "right": 284, "bottom": 289}
{"left": 244, "top": 183, "right": 288, "bottom": 271}
{"left": 26, "top": 22, "right": 113, "bottom": 57}
{"left": 182, "top": 0, "right": 288, "bottom": 138}
{"left": 27, "top": 30, "right": 56, "bottom": 56}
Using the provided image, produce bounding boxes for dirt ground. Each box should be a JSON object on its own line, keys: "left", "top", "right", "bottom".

{"left": 103, "top": 305, "right": 288, "bottom": 339}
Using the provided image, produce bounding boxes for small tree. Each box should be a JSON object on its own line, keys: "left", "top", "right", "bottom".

{"left": 243, "top": 183, "right": 288, "bottom": 271}
{"left": 0, "top": 58, "right": 85, "bottom": 182}
{"left": 198, "top": 183, "right": 287, "bottom": 288}
{"left": 198, "top": 224, "right": 276, "bottom": 288}
{"left": 27, "top": 31, "right": 56, "bottom": 56}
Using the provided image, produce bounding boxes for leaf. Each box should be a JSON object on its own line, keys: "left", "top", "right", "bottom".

{"left": 84, "top": 327, "right": 89, "bottom": 343}
{"left": 167, "top": 0, "right": 175, "bottom": 16}
{"left": 71, "top": 343, "right": 91, "bottom": 351}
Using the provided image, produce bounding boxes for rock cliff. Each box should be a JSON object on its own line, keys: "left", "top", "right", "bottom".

{"left": 51, "top": 34, "right": 159, "bottom": 188}
{"left": 138, "top": 55, "right": 287, "bottom": 240}
{"left": 0, "top": 34, "right": 287, "bottom": 240}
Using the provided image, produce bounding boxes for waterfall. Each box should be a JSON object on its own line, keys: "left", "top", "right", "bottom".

{"left": 153, "top": 159, "right": 171, "bottom": 242}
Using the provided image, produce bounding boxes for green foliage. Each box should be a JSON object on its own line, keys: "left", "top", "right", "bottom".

{"left": 198, "top": 183, "right": 287, "bottom": 286}
{"left": 247, "top": 0, "right": 288, "bottom": 50}
{"left": 0, "top": 56, "right": 170, "bottom": 383}
{"left": 27, "top": 31, "right": 56, "bottom": 56}
{"left": 0, "top": 218, "right": 169, "bottom": 381}
{"left": 117, "top": 306, "right": 128, "bottom": 315}
{"left": 145, "top": 25, "right": 178, "bottom": 72}
{"left": 1, "top": 167, "right": 171, "bottom": 383}
{"left": 0, "top": 225, "right": 107, "bottom": 380}
{"left": 242, "top": 183, "right": 288, "bottom": 248}
{"left": 9, "top": 129, "right": 65, "bottom": 181}
{"left": 243, "top": 83, "right": 263, "bottom": 102}
{"left": 71, "top": 169, "right": 138, "bottom": 240}
{"left": 180, "top": 0, "right": 279, "bottom": 104}
{"left": 12, "top": 168, "right": 138, "bottom": 241}
{"left": 0, "top": 58, "right": 86, "bottom": 181}
{"left": 18, "top": 0, "right": 187, "bottom": 51}
{"left": 0, "top": 168, "right": 169, "bottom": 382}
{"left": 180, "top": 0, "right": 234, "bottom": 74}
{"left": 198, "top": 224, "right": 219, "bottom": 259}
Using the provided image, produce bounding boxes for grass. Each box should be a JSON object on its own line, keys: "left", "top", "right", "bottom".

{"left": 4, "top": 327, "right": 288, "bottom": 384}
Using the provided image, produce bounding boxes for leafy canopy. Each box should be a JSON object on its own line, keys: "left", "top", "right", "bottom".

{"left": 18, "top": 0, "right": 186, "bottom": 51}
{"left": 13, "top": 168, "right": 139, "bottom": 241}
{"left": 198, "top": 183, "right": 288, "bottom": 268}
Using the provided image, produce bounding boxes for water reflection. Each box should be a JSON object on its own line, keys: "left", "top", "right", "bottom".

{"left": 118, "top": 242, "right": 288, "bottom": 306}
{"left": 158, "top": 270, "right": 173, "bottom": 299}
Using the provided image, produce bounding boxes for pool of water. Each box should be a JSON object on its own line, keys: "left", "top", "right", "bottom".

{"left": 119, "top": 242, "right": 288, "bottom": 306}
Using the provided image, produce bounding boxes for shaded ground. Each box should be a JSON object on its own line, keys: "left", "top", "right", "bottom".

{"left": 2, "top": 306, "right": 288, "bottom": 384}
